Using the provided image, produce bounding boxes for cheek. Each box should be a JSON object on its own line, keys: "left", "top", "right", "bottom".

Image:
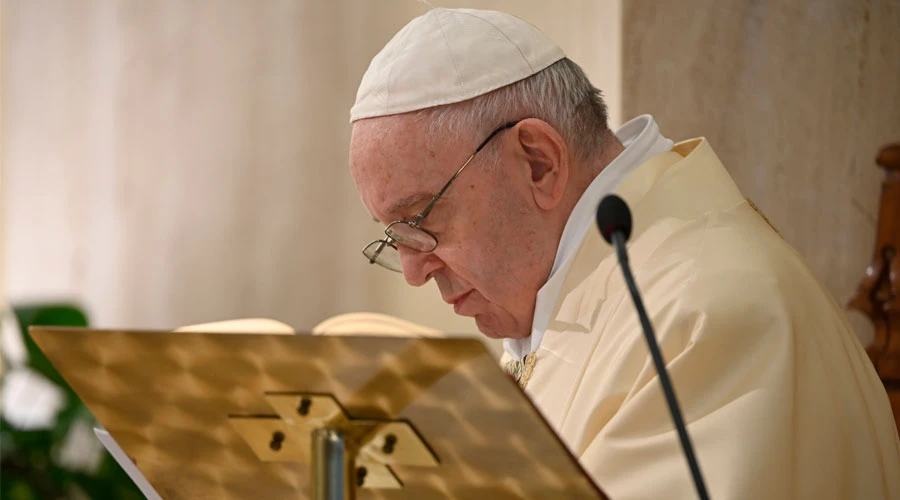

{"left": 442, "top": 196, "right": 538, "bottom": 297}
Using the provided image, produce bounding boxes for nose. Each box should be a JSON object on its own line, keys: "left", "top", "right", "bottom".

{"left": 398, "top": 247, "right": 443, "bottom": 286}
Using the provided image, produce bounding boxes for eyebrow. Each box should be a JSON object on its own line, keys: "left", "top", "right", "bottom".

{"left": 384, "top": 192, "right": 434, "bottom": 220}
{"left": 370, "top": 192, "right": 433, "bottom": 223}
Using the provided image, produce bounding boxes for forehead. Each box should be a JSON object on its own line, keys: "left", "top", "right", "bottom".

{"left": 350, "top": 115, "right": 462, "bottom": 220}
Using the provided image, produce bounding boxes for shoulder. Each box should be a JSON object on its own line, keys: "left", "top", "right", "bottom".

{"left": 642, "top": 198, "right": 802, "bottom": 290}
{"left": 630, "top": 200, "right": 809, "bottom": 340}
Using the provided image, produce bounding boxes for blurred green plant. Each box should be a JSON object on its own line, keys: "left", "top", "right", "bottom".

{"left": 1, "top": 304, "right": 143, "bottom": 500}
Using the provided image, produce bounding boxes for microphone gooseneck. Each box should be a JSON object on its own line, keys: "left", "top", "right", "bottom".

{"left": 596, "top": 194, "right": 711, "bottom": 500}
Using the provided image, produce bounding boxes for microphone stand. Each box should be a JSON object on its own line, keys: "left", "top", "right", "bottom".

{"left": 611, "top": 231, "right": 711, "bottom": 500}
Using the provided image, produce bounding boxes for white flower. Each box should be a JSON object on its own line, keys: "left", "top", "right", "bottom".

{"left": 1, "top": 367, "right": 67, "bottom": 430}
{"left": 54, "top": 418, "right": 105, "bottom": 474}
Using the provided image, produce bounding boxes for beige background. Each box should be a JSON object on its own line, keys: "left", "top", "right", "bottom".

{"left": 622, "top": 0, "right": 900, "bottom": 343}
{"left": 2, "top": 1, "right": 621, "bottom": 358}
{"left": 4, "top": 0, "right": 896, "bottom": 354}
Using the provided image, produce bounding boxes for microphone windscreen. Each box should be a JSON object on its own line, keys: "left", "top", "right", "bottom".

{"left": 596, "top": 194, "right": 633, "bottom": 244}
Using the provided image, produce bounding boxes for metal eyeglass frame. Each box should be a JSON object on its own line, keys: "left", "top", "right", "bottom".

{"left": 363, "top": 120, "right": 521, "bottom": 272}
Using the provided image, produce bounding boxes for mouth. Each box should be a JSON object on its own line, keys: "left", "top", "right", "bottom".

{"left": 445, "top": 290, "right": 474, "bottom": 315}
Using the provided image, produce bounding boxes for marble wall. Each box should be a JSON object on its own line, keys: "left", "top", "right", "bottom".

{"left": 623, "top": 0, "right": 900, "bottom": 342}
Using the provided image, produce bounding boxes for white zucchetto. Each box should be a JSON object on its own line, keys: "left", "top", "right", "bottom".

{"left": 350, "top": 7, "right": 565, "bottom": 122}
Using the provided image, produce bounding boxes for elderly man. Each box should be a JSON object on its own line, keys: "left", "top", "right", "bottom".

{"left": 348, "top": 7, "right": 899, "bottom": 500}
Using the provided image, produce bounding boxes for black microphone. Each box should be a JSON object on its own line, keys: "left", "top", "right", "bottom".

{"left": 596, "top": 195, "right": 711, "bottom": 500}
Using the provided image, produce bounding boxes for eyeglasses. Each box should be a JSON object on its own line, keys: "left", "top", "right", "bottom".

{"left": 362, "top": 120, "right": 520, "bottom": 272}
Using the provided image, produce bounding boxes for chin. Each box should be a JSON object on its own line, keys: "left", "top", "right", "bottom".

{"left": 474, "top": 314, "right": 530, "bottom": 340}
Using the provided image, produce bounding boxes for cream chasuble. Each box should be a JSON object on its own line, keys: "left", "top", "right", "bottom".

{"left": 522, "top": 137, "right": 900, "bottom": 499}
{"left": 193, "top": 138, "right": 900, "bottom": 498}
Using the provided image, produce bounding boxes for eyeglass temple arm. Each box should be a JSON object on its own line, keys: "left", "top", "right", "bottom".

{"left": 414, "top": 121, "right": 519, "bottom": 223}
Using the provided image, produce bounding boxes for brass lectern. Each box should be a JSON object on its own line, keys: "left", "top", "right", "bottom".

{"left": 30, "top": 327, "right": 605, "bottom": 499}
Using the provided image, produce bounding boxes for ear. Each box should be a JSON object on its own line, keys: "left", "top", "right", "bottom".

{"left": 514, "top": 119, "right": 569, "bottom": 211}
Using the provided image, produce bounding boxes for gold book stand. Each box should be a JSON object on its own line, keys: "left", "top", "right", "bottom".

{"left": 30, "top": 327, "right": 606, "bottom": 499}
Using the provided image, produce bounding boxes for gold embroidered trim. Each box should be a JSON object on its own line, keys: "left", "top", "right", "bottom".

{"left": 505, "top": 353, "right": 537, "bottom": 389}
{"left": 747, "top": 198, "right": 781, "bottom": 237}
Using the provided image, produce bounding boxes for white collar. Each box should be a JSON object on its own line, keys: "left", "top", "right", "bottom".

{"left": 503, "top": 115, "right": 673, "bottom": 360}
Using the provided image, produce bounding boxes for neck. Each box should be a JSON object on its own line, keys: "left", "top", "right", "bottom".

{"left": 561, "top": 132, "right": 625, "bottom": 221}
{"left": 590, "top": 131, "right": 626, "bottom": 177}
{"left": 541, "top": 131, "right": 626, "bottom": 280}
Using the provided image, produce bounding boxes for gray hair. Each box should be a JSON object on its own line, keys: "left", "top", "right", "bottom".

{"left": 417, "top": 58, "right": 611, "bottom": 163}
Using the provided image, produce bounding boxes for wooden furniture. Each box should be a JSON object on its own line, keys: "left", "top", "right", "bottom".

{"left": 848, "top": 143, "right": 900, "bottom": 428}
